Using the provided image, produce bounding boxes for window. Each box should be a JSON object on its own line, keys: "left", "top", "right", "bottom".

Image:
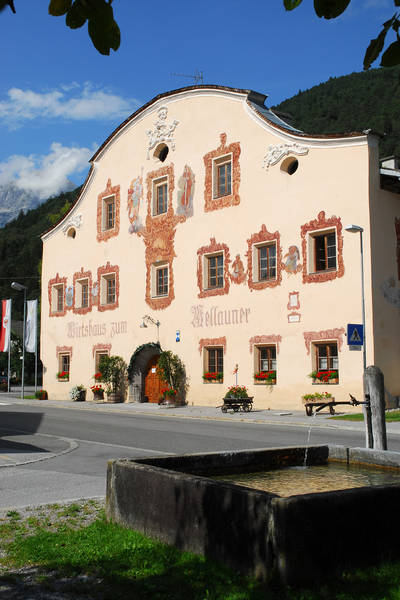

{"left": 76, "top": 279, "right": 89, "bottom": 309}
{"left": 95, "top": 350, "right": 109, "bottom": 373}
{"left": 258, "top": 244, "right": 276, "bottom": 281}
{"left": 51, "top": 284, "right": 64, "bottom": 313}
{"left": 207, "top": 254, "right": 224, "bottom": 289}
{"left": 204, "top": 347, "right": 224, "bottom": 380}
{"left": 156, "top": 266, "right": 168, "bottom": 296}
{"left": 102, "top": 195, "right": 115, "bottom": 231}
{"left": 309, "top": 231, "right": 337, "bottom": 273}
{"left": 100, "top": 273, "right": 116, "bottom": 306}
{"left": 315, "top": 343, "right": 338, "bottom": 371}
{"left": 254, "top": 345, "right": 277, "bottom": 383}
{"left": 213, "top": 156, "right": 232, "bottom": 198}
{"left": 153, "top": 177, "right": 168, "bottom": 215}
{"left": 58, "top": 353, "right": 70, "bottom": 381}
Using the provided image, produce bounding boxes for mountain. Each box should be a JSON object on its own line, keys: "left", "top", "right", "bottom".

{"left": 0, "top": 180, "right": 76, "bottom": 228}
{"left": 273, "top": 66, "right": 400, "bottom": 158}
{"left": 0, "top": 186, "right": 81, "bottom": 320}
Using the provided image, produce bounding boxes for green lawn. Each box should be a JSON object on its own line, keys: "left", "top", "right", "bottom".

{"left": 331, "top": 410, "right": 400, "bottom": 422}
{"left": 2, "top": 503, "right": 400, "bottom": 599}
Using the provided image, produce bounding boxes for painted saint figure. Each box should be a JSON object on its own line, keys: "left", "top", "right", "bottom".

{"left": 127, "top": 175, "right": 143, "bottom": 233}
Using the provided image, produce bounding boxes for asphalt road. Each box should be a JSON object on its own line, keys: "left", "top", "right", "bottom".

{"left": 1, "top": 403, "right": 399, "bottom": 511}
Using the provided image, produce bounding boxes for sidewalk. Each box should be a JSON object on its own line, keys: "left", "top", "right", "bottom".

{"left": 1, "top": 392, "right": 399, "bottom": 468}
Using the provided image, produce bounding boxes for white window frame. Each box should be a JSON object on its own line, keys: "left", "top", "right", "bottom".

{"left": 308, "top": 227, "right": 337, "bottom": 274}
{"left": 212, "top": 154, "right": 232, "bottom": 199}
{"left": 152, "top": 176, "right": 168, "bottom": 216}
{"left": 102, "top": 194, "right": 116, "bottom": 231}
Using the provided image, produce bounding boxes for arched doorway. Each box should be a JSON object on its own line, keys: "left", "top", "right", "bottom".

{"left": 127, "top": 342, "right": 161, "bottom": 403}
{"left": 144, "top": 354, "right": 164, "bottom": 403}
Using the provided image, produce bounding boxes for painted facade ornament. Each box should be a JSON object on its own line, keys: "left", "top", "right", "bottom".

{"left": 92, "top": 282, "right": 99, "bottom": 299}
{"left": 380, "top": 277, "right": 400, "bottom": 309}
{"left": 303, "top": 328, "right": 345, "bottom": 355}
{"left": 203, "top": 133, "right": 241, "bottom": 212}
{"left": 246, "top": 224, "right": 282, "bottom": 291}
{"left": 301, "top": 211, "right": 344, "bottom": 284}
{"left": 146, "top": 106, "right": 179, "bottom": 159}
{"left": 263, "top": 143, "right": 309, "bottom": 170}
{"left": 282, "top": 245, "right": 302, "bottom": 275}
{"left": 96, "top": 178, "right": 120, "bottom": 243}
{"left": 92, "top": 343, "right": 112, "bottom": 357}
{"left": 177, "top": 165, "right": 195, "bottom": 217}
{"left": 198, "top": 336, "right": 227, "bottom": 355}
{"left": 62, "top": 213, "right": 82, "bottom": 234}
{"left": 249, "top": 335, "right": 282, "bottom": 354}
{"left": 395, "top": 218, "right": 400, "bottom": 280}
{"left": 65, "top": 286, "right": 74, "bottom": 308}
{"left": 127, "top": 174, "right": 143, "bottom": 233}
{"left": 197, "top": 238, "right": 231, "bottom": 298}
{"left": 229, "top": 254, "right": 247, "bottom": 284}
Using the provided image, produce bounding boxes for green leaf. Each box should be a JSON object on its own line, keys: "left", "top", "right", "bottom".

{"left": 314, "top": 0, "right": 351, "bottom": 19}
{"left": 363, "top": 17, "right": 395, "bottom": 69}
{"left": 88, "top": 2, "right": 120, "bottom": 55}
{"left": 380, "top": 39, "right": 400, "bottom": 67}
{"left": 283, "top": 0, "right": 303, "bottom": 10}
{"left": 66, "top": 1, "right": 87, "bottom": 29}
{"left": 48, "top": 0, "right": 72, "bottom": 17}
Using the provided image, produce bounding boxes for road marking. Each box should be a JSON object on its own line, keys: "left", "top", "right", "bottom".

{"left": 71, "top": 437, "right": 175, "bottom": 455}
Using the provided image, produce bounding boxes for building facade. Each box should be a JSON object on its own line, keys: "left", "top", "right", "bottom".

{"left": 40, "top": 85, "right": 400, "bottom": 409}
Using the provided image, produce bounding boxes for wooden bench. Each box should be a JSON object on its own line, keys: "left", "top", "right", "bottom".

{"left": 221, "top": 396, "right": 254, "bottom": 413}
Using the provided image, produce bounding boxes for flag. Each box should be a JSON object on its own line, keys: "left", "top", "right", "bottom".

{"left": 25, "top": 299, "right": 37, "bottom": 353}
{"left": 0, "top": 299, "right": 11, "bottom": 352}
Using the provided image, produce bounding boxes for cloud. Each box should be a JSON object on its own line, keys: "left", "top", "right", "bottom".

{"left": 0, "top": 83, "right": 139, "bottom": 128}
{"left": 0, "top": 142, "right": 96, "bottom": 199}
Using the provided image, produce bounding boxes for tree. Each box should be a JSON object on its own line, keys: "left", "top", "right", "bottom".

{"left": 1, "top": 0, "right": 120, "bottom": 56}
{"left": 284, "top": 0, "right": 400, "bottom": 69}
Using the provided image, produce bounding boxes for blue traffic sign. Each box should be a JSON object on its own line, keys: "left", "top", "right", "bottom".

{"left": 347, "top": 323, "right": 364, "bottom": 346}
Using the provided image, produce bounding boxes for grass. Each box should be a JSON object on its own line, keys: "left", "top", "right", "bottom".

{"left": 331, "top": 410, "right": 400, "bottom": 422}
{"left": 1, "top": 501, "right": 400, "bottom": 599}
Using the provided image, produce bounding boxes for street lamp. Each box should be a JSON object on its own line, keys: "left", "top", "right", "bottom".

{"left": 140, "top": 315, "right": 160, "bottom": 342}
{"left": 344, "top": 225, "right": 372, "bottom": 447}
{"left": 11, "top": 281, "right": 27, "bottom": 399}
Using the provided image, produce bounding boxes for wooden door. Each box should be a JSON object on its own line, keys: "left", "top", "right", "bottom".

{"left": 144, "top": 355, "right": 163, "bottom": 403}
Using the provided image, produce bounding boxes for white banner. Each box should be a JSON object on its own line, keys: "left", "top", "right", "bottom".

{"left": 25, "top": 299, "right": 37, "bottom": 353}
{"left": 0, "top": 299, "right": 11, "bottom": 352}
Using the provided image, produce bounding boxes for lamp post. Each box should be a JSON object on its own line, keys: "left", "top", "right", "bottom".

{"left": 11, "top": 281, "right": 27, "bottom": 399}
{"left": 140, "top": 315, "right": 161, "bottom": 343}
{"left": 344, "top": 225, "right": 372, "bottom": 447}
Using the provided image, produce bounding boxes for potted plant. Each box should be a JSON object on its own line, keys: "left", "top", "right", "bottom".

{"left": 202, "top": 371, "right": 223, "bottom": 383}
{"left": 224, "top": 385, "right": 249, "bottom": 399}
{"left": 254, "top": 370, "right": 276, "bottom": 384}
{"left": 70, "top": 384, "right": 86, "bottom": 402}
{"left": 99, "top": 355, "right": 128, "bottom": 403}
{"left": 157, "top": 350, "right": 187, "bottom": 406}
{"left": 90, "top": 384, "right": 104, "bottom": 401}
{"left": 35, "top": 389, "right": 48, "bottom": 400}
{"left": 309, "top": 370, "right": 339, "bottom": 384}
{"left": 57, "top": 370, "right": 69, "bottom": 381}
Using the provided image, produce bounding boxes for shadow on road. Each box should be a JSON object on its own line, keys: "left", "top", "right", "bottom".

{"left": 0, "top": 412, "right": 46, "bottom": 454}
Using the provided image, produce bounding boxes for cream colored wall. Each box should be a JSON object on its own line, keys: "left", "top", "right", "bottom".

{"left": 41, "top": 90, "right": 376, "bottom": 409}
{"left": 369, "top": 140, "right": 400, "bottom": 401}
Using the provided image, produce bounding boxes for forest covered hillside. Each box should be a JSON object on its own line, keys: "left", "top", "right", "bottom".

{"left": 0, "top": 188, "right": 80, "bottom": 320}
{"left": 273, "top": 66, "right": 400, "bottom": 158}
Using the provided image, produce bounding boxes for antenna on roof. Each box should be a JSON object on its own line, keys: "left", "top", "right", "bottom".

{"left": 171, "top": 69, "right": 204, "bottom": 84}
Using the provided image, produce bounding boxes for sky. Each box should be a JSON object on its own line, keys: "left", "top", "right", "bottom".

{"left": 0, "top": 0, "right": 394, "bottom": 199}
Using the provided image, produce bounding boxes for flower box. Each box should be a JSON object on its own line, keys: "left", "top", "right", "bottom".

{"left": 254, "top": 371, "right": 276, "bottom": 384}
{"left": 309, "top": 370, "right": 338, "bottom": 384}
{"left": 57, "top": 371, "right": 69, "bottom": 382}
{"left": 202, "top": 372, "right": 223, "bottom": 383}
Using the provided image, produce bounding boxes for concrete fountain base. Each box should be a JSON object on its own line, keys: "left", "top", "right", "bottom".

{"left": 106, "top": 445, "right": 400, "bottom": 584}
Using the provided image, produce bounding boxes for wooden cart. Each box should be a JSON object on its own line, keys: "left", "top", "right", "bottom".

{"left": 221, "top": 396, "right": 254, "bottom": 413}
{"left": 302, "top": 398, "right": 336, "bottom": 416}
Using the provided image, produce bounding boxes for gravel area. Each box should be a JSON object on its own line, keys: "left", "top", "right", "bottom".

{"left": 0, "top": 499, "right": 106, "bottom": 600}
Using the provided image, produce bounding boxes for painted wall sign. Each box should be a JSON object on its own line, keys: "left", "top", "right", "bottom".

{"left": 191, "top": 305, "right": 250, "bottom": 328}
{"left": 67, "top": 320, "right": 127, "bottom": 339}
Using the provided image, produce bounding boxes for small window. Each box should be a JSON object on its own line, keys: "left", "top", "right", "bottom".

{"left": 204, "top": 347, "right": 224, "bottom": 381}
{"left": 153, "top": 177, "right": 168, "bottom": 215}
{"left": 101, "top": 274, "right": 116, "bottom": 306}
{"left": 257, "top": 244, "right": 276, "bottom": 281}
{"left": 52, "top": 284, "right": 64, "bottom": 313}
{"left": 67, "top": 227, "right": 76, "bottom": 238}
{"left": 315, "top": 343, "right": 338, "bottom": 371}
{"left": 312, "top": 231, "right": 337, "bottom": 272}
{"left": 58, "top": 353, "right": 70, "bottom": 381}
{"left": 154, "top": 143, "right": 169, "bottom": 162}
{"left": 281, "top": 157, "right": 298, "bottom": 175}
{"left": 207, "top": 254, "right": 224, "bottom": 289}
{"left": 103, "top": 195, "right": 115, "bottom": 231}
{"left": 76, "top": 279, "right": 89, "bottom": 309}
{"left": 213, "top": 156, "right": 232, "bottom": 198}
{"left": 156, "top": 266, "right": 168, "bottom": 296}
{"left": 95, "top": 350, "right": 109, "bottom": 374}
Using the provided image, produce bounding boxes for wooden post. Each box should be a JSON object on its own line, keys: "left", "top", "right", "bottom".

{"left": 364, "top": 366, "right": 387, "bottom": 451}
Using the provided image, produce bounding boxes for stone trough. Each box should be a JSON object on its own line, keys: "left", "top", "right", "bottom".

{"left": 106, "top": 445, "right": 400, "bottom": 584}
